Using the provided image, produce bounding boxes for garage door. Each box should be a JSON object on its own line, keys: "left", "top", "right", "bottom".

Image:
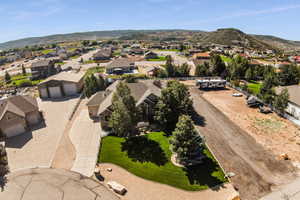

{"left": 39, "top": 88, "right": 48, "bottom": 98}
{"left": 49, "top": 87, "right": 62, "bottom": 98}
{"left": 3, "top": 124, "right": 26, "bottom": 138}
{"left": 63, "top": 83, "right": 77, "bottom": 96}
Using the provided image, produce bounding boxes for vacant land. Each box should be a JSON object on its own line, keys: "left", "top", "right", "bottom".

{"left": 189, "top": 87, "right": 297, "bottom": 200}
{"left": 202, "top": 88, "right": 300, "bottom": 162}
{"left": 99, "top": 132, "right": 227, "bottom": 191}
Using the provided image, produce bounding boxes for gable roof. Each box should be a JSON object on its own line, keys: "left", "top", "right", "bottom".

{"left": 0, "top": 95, "right": 39, "bottom": 121}
{"left": 39, "top": 72, "right": 84, "bottom": 84}
{"left": 275, "top": 85, "right": 300, "bottom": 106}
{"left": 31, "top": 59, "right": 52, "bottom": 68}
{"left": 97, "top": 80, "right": 162, "bottom": 116}
{"left": 106, "top": 59, "right": 134, "bottom": 70}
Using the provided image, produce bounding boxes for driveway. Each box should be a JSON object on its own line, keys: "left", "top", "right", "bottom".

{"left": 70, "top": 106, "right": 101, "bottom": 177}
{"left": 5, "top": 97, "right": 79, "bottom": 172}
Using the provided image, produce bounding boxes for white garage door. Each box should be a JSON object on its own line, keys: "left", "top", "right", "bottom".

{"left": 4, "top": 124, "right": 26, "bottom": 138}
{"left": 49, "top": 87, "right": 62, "bottom": 98}
{"left": 63, "top": 83, "right": 78, "bottom": 96}
{"left": 40, "top": 88, "right": 48, "bottom": 98}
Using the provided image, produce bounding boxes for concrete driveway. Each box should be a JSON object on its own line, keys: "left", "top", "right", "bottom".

{"left": 5, "top": 97, "right": 79, "bottom": 172}
{"left": 70, "top": 106, "right": 101, "bottom": 177}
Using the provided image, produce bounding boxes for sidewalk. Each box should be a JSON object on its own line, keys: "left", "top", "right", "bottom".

{"left": 70, "top": 108, "right": 101, "bottom": 177}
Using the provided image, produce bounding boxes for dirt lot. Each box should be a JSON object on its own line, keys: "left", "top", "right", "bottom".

{"left": 189, "top": 87, "right": 298, "bottom": 200}
{"left": 202, "top": 88, "right": 300, "bottom": 163}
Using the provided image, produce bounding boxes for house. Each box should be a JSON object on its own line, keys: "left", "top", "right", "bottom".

{"left": 192, "top": 52, "right": 211, "bottom": 66}
{"left": 38, "top": 72, "right": 84, "bottom": 99}
{"left": 144, "top": 51, "right": 159, "bottom": 60}
{"left": 106, "top": 58, "right": 136, "bottom": 75}
{"left": 129, "top": 48, "right": 144, "bottom": 55}
{"left": 93, "top": 49, "right": 112, "bottom": 61}
{"left": 30, "top": 59, "right": 56, "bottom": 80}
{"left": 276, "top": 85, "right": 300, "bottom": 119}
{"left": 294, "top": 56, "right": 300, "bottom": 64}
{"left": 86, "top": 80, "right": 163, "bottom": 129}
{"left": 0, "top": 95, "right": 42, "bottom": 138}
{"left": 138, "top": 65, "right": 159, "bottom": 76}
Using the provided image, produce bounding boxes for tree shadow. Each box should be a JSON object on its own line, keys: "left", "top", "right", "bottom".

{"left": 191, "top": 109, "right": 206, "bottom": 127}
{"left": 121, "top": 136, "right": 168, "bottom": 166}
{"left": 183, "top": 156, "right": 226, "bottom": 188}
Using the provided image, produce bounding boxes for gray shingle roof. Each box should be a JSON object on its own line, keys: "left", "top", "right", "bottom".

{"left": 106, "top": 58, "right": 134, "bottom": 70}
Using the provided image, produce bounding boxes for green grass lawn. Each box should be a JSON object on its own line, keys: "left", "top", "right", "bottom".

{"left": 41, "top": 49, "right": 55, "bottom": 55}
{"left": 220, "top": 55, "right": 232, "bottom": 63}
{"left": 247, "top": 81, "right": 262, "bottom": 94}
{"left": 147, "top": 56, "right": 167, "bottom": 61}
{"left": 83, "top": 60, "right": 96, "bottom": 64}
{"left": 70, "top": 55, "right": 80, "bottom": 59}
{"left": 99, "top": 132, "right": 227, "bottom": 191}
{"left": 157, "top": 49, "right": 180, "bottom": 52}
{"left": 85, "top": 66, "right": 105, "bottom": 77}
{"left": 6, "top": 73, "right": 44, "bottom": 87}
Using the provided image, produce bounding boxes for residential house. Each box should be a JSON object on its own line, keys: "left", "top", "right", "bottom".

{"left": 93, "top": 49, "right": 112, "bottom": 62}
{"left": 276, "top": 85, "right": 300, "bottom": 120}
{"left": 86, "top": 80, "right": 163, "bottom": 129}
{"left": 30, "top": 59, "right": 56, "bottom": 80}
{"left": 0, "top": 95, "right": 42, "bottom": 138}
{"left": 144, "top": 51, "right": 159, "bottom": 60}
{"left": 106, "top": 58, "right": 136, "bottom": 75}
{"left": 38, "top": 72, "right": 84, "bottom": 99}
{"left": 138, "top": 65, "right": 159, "bottom": 76}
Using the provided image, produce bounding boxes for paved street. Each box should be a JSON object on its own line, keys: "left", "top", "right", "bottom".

{"left": 70, "top": 107, "right": 101, "bottom": 177}
{"left": 5, "top": 97, "right": 78, "bottom": 172}
{"left": 0, "top": 168, "right": 119, "bottom": 200}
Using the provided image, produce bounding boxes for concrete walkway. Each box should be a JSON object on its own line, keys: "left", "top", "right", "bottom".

{"left": 261, "top": 177, "right": 300, "bottom": 200}
{"left": 70, "top": 107, "right": 101, "bottom": 177}
{"left": 0, "top": 168, "right": 119, "bottom": 200}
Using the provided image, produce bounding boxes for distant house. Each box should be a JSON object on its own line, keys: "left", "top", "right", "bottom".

{"left": 93, "top": 49, "right": 112, "bottom": 61}
{"left": 0, "top": 95, "right": 42, "bottom": 138}
{"left": 38, "top": 72, "right": 84, "bottom": 99}
{"left": 30, "top": 59, "right": 56, "bottom": 80}
{"left": 294, "top": 56, "right": 300, "bottom": 64}
{"left": 86, "top": 80, "right": 163, "bottom": 129}
{"left": 129, "top": 48, "right": 144, "bottom": 55}
{"left": 144, "top": 51, "right": 159, "bottom": 60}
{"left": 276, "top": 85, "right": 300, "bottom": 119}
{"left": 106, "top": 58, "right": 136, "bottom": 75}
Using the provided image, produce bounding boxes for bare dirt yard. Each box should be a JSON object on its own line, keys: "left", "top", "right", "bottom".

{"left": 189, "top": 87, "right": 298, "bottom": 200}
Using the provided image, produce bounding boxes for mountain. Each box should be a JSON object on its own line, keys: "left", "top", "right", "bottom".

{"left": 251, "top": 34, "right": 300, "bottom": 51}
{"left": 0, "top": 29, "right": 299, "bottom": 51}
{"left": 198, "top": 28, "right": 275, "bottom": 50}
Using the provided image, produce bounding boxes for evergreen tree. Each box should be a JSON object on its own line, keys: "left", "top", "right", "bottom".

{"left": 22, "top": 65, "right": 26, "bottom": 76}
{"left": 84, "top": 76, "right": 92, "bottom": 98}
{"left": 273, "top": 88, "right": 289, "bottom": 115}
{"left": 177, "top": 63, "right": 190, "bottom": 77}
{"left": 170, "top": 115, "right": 202, "bottom": 164}
{"left": 259, "top": 74, "right": 276, "bottom": 104}
{"left": 155, "top": 80, "right": 193, "bottom": 133}
{"left": 0, "top": 143, "right": 9, "bottom": 188}
{"left": 195, "top": 63, "right": 210, "bottom": 77}
{"left": 4, "top": 71, "right": 11, "bottom": 83}
{"left": 165, "top": 55, "right": 175, "bottom": 77}
{"left": 245, "top": 67, "right": 253, "bottom": 81}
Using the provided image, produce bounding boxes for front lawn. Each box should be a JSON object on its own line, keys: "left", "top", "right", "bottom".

{"left": 247, "top": 81, "right": 262, "bottom": 94}
{"left": 41, "top": 49, "right": 55, "bottom": 55}
{"left": 99, "top": 132, "right": 227, "bottom": 191}
{"left": 6, "top": 73, "right": 44, "bottom": 87}
{"left": 84, "top": 66, "right": 105, "bottom": 77}
{"left": 220, "top": 55, "right": 232, "bottom": 63}
{"left": 147, "top": 56, "right": 167, "bottom": 61}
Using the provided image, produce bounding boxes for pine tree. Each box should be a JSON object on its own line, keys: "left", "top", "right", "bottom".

{"left": 165, "top": 55, "right": 175, "bottom": 77}
{"left": 170, "top": 115, "right": 202, "bottom": 164}
{"left": 4, "top": 71, "right": 11, "bottom": 83}
{"left": 273, "top": 88, "right": 289, "bottom": 115}
{"left": 22, "top": 65, "right": 26, "bottom": 76}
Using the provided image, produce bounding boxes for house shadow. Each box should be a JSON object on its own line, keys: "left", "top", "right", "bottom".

{"left": 183, "top": 156, "right": 226, "bottom": 189}
{"left": 121, "top": 136, "right": 168, "bottom": 166}
{"left": 5, "top": 131, "right": 33, "bottom": 149}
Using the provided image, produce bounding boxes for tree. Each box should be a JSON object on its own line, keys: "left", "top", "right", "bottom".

{"left": 245, "top": 67, "right": 253, "bottom": 81}
{"left": 273, "top": 88, "right": 289, "bottom": 115}
{"left": 155, "top": 81, "right": 193, "bottom": 133}
{"left": 210, "top": 54, "right": 226, "bottom": 76}
{"left": 176, "top": 63, "right": 190, "bottom": 77}
{"left": 84, "top": 74, "right": 103, "bottom": 98}
{"left": 170, "top": 115, "right": 202, "bottom": 164}
{"left": 278, "top": 65, "right": 300, "bottom": 86}
{"left": 21, "top": 65, "right": 26, "bottom": 75}
{"left": 195, "top": 62, "right": 210, "bottom": 77}
{"left": 0, "top": 143, "right": 9, "bottom": 190}
{"left": 82, "top": 40, "right": 90, "bottom": 47}
{"left": 109, "top": 82, "right": 138, "bottom": 136}
{"left": 259, "top": 74, "right": 276, "bottom": 104}
{"left": 165, "top": 55, "right": 175, "bottom": 77}
{"left": 109, "top": 98, "right": 133, "bottom": 137}
{"left": 4, "top": 71, "right": 11, "bottom": 83}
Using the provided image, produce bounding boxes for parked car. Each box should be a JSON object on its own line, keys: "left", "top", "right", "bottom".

{"left": 232, "top": 93, "right": 243, "bottom": 97}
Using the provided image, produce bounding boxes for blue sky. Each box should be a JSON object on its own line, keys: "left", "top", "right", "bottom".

{"left": 1, "top": 0, "right": 300, "bottom": 43}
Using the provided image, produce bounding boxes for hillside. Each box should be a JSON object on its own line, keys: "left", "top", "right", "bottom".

{"left": 0, "top": 28, "right": 299, "bottom": 51}
{"left": 199, "top": 28, "right": 275, "bottom": 50}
